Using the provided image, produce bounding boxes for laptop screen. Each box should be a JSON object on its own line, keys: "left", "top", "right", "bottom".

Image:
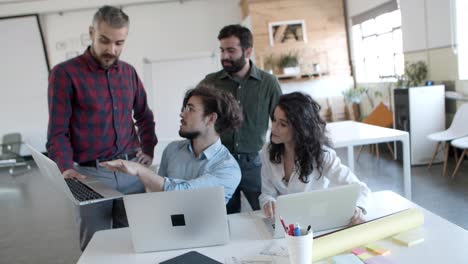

{"left": 124, "top": 186, "right": 230, "bottom": 252}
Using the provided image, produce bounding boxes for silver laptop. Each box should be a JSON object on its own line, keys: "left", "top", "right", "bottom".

{"left": 264, "top": 183, "right": 360, "bottom": 238}
{"left": 27, "top": 144, "right": 123, "bottom": 205}
{"left": 124, "top": 186, "right": 229, "bottom": 253}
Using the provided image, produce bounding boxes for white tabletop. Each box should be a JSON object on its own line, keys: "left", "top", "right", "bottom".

{"left": 327, "top": 121, "right": 412, "bottom": 199}
{"left": 327, "top": 121, "right": 408, "bottom": 148}
{"left": 78, "top": 191, "right": 468, "bottom": 264}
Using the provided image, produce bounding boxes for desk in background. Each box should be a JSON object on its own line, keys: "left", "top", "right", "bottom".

{"left": 77, "top": 191, "right": 468, "bottom": 264}
{"left": 327, "top": 121, "right": 411, "bottom": 199}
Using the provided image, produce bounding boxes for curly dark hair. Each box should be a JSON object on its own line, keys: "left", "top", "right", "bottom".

{"left": 218, "top": 24, "right": 253, "bottom": 50}
{"left": 269, "top": 92, "right": 330, "bottom": 183}
{"left": 183, "top": 83, "right": 243, "bottom": 134}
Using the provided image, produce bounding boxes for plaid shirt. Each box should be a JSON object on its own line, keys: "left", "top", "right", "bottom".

{"left": 46, "top": 48, "right": 157, "bottom": 172}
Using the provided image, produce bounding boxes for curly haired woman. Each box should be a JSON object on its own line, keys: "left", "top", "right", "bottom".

{"left": 259, "top": 92, "right": 371, "bottom": 225}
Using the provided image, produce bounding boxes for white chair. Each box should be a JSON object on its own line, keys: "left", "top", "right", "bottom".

{"left": 450, "top": 136, "right": 468, "bottom": 180}
{"left": 427, "top": 103, "right": 468, "bottom": 177}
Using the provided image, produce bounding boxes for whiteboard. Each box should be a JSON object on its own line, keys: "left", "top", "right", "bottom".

{"left": 0, "top": 15, "right": 49, "bottom": 154}
{"left": 145, "top": 52, "right": 220, "bottom": 163}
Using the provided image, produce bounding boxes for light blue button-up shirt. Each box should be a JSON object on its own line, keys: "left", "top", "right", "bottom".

{"left": 158, "top": 138, "right": 241, "bottom": 203}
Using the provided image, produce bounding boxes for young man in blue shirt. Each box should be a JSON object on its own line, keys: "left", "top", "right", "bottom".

{"left": 102, "top": 84, "right": 243, "bottom": 203}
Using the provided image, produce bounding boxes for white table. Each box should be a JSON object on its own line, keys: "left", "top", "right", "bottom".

{"left": 327, "top": 121, "right": 411, "bottom": 199}
{"left": 77, "top": 191, "right": 468, "bottom": 264}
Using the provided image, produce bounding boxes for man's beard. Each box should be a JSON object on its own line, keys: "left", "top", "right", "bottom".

{"left": 98, "top": 53, "right": 118, "bottom": 69}
{"left": 221, "top": 52, "right": 247, "bottom": 74}
{"left": 90, "top": 45, "right": 118, "bottom": 69}
{"left": 179, "top": 130, "right": 200, "bottom": 140}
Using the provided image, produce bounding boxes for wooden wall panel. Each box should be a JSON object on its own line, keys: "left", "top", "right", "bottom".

{"left": 244, "top": 0, "right": 350, "bottom": 77}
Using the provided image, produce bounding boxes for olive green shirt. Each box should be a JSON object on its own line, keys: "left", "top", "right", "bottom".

{"left": 202, "top": 61, "right": 282, "bottom": 154}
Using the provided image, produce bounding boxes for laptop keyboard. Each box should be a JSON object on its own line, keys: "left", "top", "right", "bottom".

{"left": 65, "top": 178, "right": 104, "bottom": 201}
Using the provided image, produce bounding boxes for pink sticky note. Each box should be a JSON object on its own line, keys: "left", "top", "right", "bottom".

{"left": 364, "top": 256, "right": 396, "bottom": 264}
{"left": 351, "top": 247, "right": 367, "bottom": 255}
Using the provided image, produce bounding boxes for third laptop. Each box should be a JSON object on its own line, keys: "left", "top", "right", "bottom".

{"left": 264, "top": 183, "right": 360, "bottom": 238}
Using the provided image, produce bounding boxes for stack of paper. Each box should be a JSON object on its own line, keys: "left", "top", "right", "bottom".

{"left": 392, "top": 228, "right": 425, "bottom": 247}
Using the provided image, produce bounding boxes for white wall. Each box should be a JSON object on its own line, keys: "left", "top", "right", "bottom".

{"left": 148, "top": 53, "right": 220, "bottom": 163}
{"left": 456, "top": 0, "right": 468, "bottom": 80}
{"left": 399, "top": 0, "right": 427, "bottom": 53}
{"left": 41, "top": 9, "right": 95, "bottom": 69}
{"left": 399, "top": 0, "right": 462, "bottom": 88}
{"left": 41, "top": 0, "right": 241, "bottom": 77}
{"left": 0, "top": 16, "right": 49, "bottom": 153}
{"left": 400, "top": 0, "right": 453, "bottom": 53}
{"left": 281, "top": 77, "right": 354, "bottom": 99}
{"left": 0, "top": 0, "right": 181, "bottom": 17}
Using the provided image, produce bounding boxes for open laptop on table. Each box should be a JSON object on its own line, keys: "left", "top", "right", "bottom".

{"left": 124, "top": 186, "right": 229, "bottom": 253}
{"left": 264, "top": 183, "right": 360, "bottom": 238}
{"left": 27, "top": 144, "right": 123, "bottom": 205}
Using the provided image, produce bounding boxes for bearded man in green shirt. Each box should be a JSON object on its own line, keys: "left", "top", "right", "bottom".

{"left": 201, "top": 24, "right": 282, "bottom": 214}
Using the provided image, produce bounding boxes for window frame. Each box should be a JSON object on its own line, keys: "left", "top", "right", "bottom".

{"left": 352, "top": 9, "right": 403, "bottom": 83}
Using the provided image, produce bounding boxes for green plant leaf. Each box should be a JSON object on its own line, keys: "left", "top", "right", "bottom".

{"left": 278, "top": 51, "right": 299, "bottom": 68}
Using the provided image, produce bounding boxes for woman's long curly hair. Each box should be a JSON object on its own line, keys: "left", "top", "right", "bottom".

{"left": 269, "top": 92, "right": 330, "bottom": 183}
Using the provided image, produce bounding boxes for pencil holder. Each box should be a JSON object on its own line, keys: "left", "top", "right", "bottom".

{"left": 285, "top": 228, "right": 313, "bottom": 264}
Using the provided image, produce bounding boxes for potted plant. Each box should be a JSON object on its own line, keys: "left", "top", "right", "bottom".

{"left": 342, "top": 86, "right": 367, "bottom": 121}
{"left": 342, "top": 86, "right": 367, "bottom": 104}
{"left": 278, "top": 51, "right": 300, "bottom": 75}
{"left": 342, "top": 86, "right": 384, "bottom": 120}
{"left": 396, "top": 61, "right": 428, "bottom": 88}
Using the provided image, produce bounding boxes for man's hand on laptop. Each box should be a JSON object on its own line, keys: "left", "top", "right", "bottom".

{"left": 349, "top": 207, "right": 364, "bottom": 225}
{"left": 263, "top": 201, "right": 276, "bottom": 218}
{"left": 63, "top": 169, "right": 87, "bottom": 179}
{"left": 136, "top": 151, "right": 152, "bottom": 167}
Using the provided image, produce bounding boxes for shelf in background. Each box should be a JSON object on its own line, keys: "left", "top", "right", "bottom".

{"left": 276, "top": 72, "right": 327, "bottom": 82}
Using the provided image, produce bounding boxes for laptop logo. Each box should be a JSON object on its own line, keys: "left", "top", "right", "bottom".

{"left": 171, "top": 214, "right": 186, "bottom": 226}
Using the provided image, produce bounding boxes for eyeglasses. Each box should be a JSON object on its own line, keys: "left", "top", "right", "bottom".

{"left": 181, "top": 105, "right": 197, "bottom": 113}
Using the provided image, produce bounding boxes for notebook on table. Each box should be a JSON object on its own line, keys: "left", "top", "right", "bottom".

{"left": 264, "top": 183, "right": 360, "bottom": 238}
{"left": 27, "top": 144, "right": 123, "bottom": 206}
{"left": 159, "top": 251, "right": 222, "bottom": 264}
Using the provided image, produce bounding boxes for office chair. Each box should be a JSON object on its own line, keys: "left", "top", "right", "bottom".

{"left": 356, "top": 102, "right": 395, "bottom": 161}
{"left": 0, "top": 133, "right": 31, "bottom": 175}
{"left": 450, "top": 136, "right": 468, "bottom": 180}
{"left": 427, "top": 103, "right": 468, "bottom": 177}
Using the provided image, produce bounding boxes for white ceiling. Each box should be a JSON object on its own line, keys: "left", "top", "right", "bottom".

{"left": 0, "top": 0, "right": 189, "bottom": 17}
{"left": 0, "top": 0, "right": 45, "bottom": 3}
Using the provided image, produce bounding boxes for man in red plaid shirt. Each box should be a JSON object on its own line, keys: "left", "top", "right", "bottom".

{"left": 46, "top": 5, "right": 157, "bottom": 250}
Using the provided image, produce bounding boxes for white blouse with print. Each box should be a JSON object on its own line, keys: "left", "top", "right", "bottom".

{"left": 259, "top": 144, "right": 371, "bottom": 212}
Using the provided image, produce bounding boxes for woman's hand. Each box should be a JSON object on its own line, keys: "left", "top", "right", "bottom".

{"left": 100, "top": 159, "right": 142, "bottom": 176}
{"left": 263, "top": 201, "right": 276, "bottom": 218}
{"left": 349, "top": 206, "right": 365, "bottom": 225}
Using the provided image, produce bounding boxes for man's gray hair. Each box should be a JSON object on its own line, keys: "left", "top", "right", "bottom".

{"left": 92, "top": 5, "right": 129, "bottom": 28}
